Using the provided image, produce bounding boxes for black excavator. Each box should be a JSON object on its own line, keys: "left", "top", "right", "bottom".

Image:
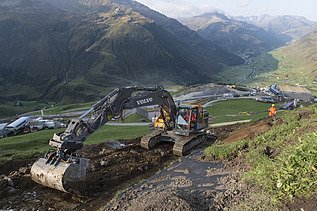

{"left": 30, "top": 86, "right": 209, "bottom": 193}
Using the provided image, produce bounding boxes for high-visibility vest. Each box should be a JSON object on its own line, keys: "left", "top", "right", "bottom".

{"left": 269, "top": 107, "right": 277, "bottom": 117}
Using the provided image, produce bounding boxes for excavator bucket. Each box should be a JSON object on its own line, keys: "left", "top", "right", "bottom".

{"left": 30, "top": 158, "right": 89, "bottom": 193}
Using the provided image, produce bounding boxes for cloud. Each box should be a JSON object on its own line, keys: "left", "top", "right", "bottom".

{"left": 135, "top": 0, "right": 221, "bottom": 19}
{"left": 239, "top": 0, "right": 251, "bottom": 8}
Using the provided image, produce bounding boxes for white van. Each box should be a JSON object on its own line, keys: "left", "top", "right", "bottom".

{"left": 6, "top": 117, "right": 30, "bottom": 134}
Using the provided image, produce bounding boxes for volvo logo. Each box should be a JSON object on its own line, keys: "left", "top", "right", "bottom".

{"left": 137, "top": 98, "right": 154, "bottom": 105}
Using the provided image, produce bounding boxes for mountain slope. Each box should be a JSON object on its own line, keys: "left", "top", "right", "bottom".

{"left": 259, "top": 31, "right": 317, "bottom": 91}
{"left": 219, "top": 31, "right": 317, "bottom": 94}
{"left": 73, "top": 0, "right": 243, "bottom": 70}
{"left": 0, "top": 0, "right": 243, "bottom": 102}
{"left": 235, "top": 15, "right": 317, "bottom": 42}
{"left": 183, "top": 13, "right": 284, "bottom": 58}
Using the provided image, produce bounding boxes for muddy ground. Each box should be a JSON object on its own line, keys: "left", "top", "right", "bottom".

{"left": 1, "top": 120, "right": 312, "bottom": 210}
{"left": 0, "top": 139, "right": 176, "bottom": 210}
{"left": 0, "top": 123, "right": 258, "bottom": 211}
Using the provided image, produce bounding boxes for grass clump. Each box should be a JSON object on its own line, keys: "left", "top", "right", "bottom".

{"left": 204, "top": 140, "right": 248, "bottom": 160}
{"left": 245, "top": 108, "right": 317, "bottom": 202}
{"left": 245, "top": 132, "right": 317, "bottom": 202}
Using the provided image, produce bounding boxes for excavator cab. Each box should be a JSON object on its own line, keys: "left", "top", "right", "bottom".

{"left": 142, "top": 104, "right": 210, "bottom": 156}
{"left": 175, "top": 105, "right": 208, "bottom": 136}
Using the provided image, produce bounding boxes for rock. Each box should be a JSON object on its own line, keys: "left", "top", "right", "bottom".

{"left": 156, "top": 149, "right": 165, "bottom": 156}
{"left": 138, "top": 164, "right": 149, "bottom": 171}
{"left": 99, "top": 149, "right": 107, "bottom": 155}
{"left": 233, "top": 190, "right": 239, "bottom": 195}
{"left": 100, "top": 160, "right": 107, "bottom": 166}
{"left": 130, "top": 150, "right": 140, "bottom": 155}
{"left": 8, "top": 171, "right": 18, "bottom": 177}
{"left": 6, "top": 177, "right": 14, "bottom": 187}
{"left": 0, "top": 179, "right": 7, "bottom": 188}
{"left": 19, "top": 167, "right": 30, "bottom": 174}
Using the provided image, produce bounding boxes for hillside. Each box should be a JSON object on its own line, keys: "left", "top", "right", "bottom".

{"left": 219, "top": 31, "right": 317, "bottom": 94}
{"left": 204, "top": 105, "right": 317, "bottom": 210}
{"left": 0, "top": 0, "right": 243, "bottom": 103}
{"left": 257, "top": 31, "right": 317, "bottom": 92}
{"left": 235, "top": 14, "right": 317, "bottom": 42}
{"left": 183, "top": 13, "right": 284, "bottom": 58}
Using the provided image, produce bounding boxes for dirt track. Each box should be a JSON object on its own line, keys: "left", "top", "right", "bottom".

{"left": 0, "top": 139, "right": 176, "bottom": 210}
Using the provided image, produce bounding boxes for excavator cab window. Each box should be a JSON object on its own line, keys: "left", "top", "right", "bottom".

{"left": 176, "top": 108, "right": 190, "bottom": 131}
{"left": 175, "top": 107, "right": 199, "bottom": 135}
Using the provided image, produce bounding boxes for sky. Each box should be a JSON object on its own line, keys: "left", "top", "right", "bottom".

{"left": 135, "top": 0, "right": 317, "bottom": 21}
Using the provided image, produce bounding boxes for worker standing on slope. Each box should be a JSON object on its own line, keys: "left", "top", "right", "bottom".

{"left": 268, "top": 104, "right": 277, "bottom": 118}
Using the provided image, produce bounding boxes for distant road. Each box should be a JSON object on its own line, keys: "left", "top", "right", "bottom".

{"left": 106, "top": 122, "right": 150, "bottom": 126}
{"left": 203, "top": 96, "right": 257, "bottom": 107}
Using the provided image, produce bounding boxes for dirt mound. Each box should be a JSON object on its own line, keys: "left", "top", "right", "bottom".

{"left": 283, "top": 194, "right": 317, "bottom": 211}
{"left": 0, "top": 138, "right": 175, "bottom": 210}
{"left": 223, "top": 120, "right": 272, "bottom": 143}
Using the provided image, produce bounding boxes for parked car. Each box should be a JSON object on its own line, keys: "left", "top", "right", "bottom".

{"left": 256, "top": 96, "right": 275, "bottom": 103}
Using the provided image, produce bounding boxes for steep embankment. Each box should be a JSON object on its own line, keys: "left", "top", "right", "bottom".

{"left": 205, "top": 106, "right": 317, "bottom": 210}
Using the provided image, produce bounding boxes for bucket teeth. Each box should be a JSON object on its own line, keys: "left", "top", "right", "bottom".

{"left": 30, "top": 158, "right": 89, "bottom": 193}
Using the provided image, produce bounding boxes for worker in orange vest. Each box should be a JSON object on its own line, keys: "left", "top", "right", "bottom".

{"left": 268, "top": 104, "right": 277, "bottom": 117}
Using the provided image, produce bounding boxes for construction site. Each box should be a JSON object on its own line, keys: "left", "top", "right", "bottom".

{"left": 0, "top": 121, "right": 265, "bottom": 210}
{"left": 0, "top": 85, "right": 316, "bottom": 210}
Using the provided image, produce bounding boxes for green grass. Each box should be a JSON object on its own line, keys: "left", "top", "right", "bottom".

{"left": 123, "top": 114, "right": 150, "bottom": 123}
{"left": 204, "top": 140, "right": 248, "bottom": 160}
{"left": 0, "top": 125, "right": 149, "bottom": 161}
{"left": 205, "top": 105, "right": 317, "bottom": 207}
{"left": 0, "top": 128, "right": 64, "bottom": 160}
{"left": 206, "top": 99, "right": 274, "bottom": 123}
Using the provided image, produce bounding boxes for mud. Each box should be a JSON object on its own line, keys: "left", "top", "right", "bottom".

{"left": 222, "top": 120, "right": 272, "bottom": 144}
{"left": 0, "top": 138, "right": 175, "bottom": 210}
{"left": 0, "top": 121, "right": 287, "bottom": 211}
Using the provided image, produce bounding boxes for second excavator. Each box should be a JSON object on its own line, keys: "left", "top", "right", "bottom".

{"left": 30, "top": 86, "right": 210, "bottom": 193}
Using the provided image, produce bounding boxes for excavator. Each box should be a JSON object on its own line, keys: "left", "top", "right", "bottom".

{"left": 30, "top": 86, "right": 209, "bottom": 193}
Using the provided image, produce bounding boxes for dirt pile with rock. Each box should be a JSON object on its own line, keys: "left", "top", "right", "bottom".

{"left": 0, "top": 138, "right": 175, "bottom": 210}
{"left": 0, "top": 122, "right": 273, "bottom": 210}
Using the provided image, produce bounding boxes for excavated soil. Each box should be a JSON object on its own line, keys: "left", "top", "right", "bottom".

{"left": 222, "top": 119, "right": 272, "bottom": 144}
{"left": 2, "top": 120, "right": 302, "bottom": 211}
{"left": 0, "top": 139, "right": 175, "bottom": 210}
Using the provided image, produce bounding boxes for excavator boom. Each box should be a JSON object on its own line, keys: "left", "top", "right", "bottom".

{"left": 30, "top": 86, "right": 210, "bottom": 193}
{"left": 30, "top": 86, "right": 176, "bottom": 193}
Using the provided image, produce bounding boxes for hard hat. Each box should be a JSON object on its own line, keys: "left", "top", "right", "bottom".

{"left": 272, "top": 104, "right": 275, "bottom": 107}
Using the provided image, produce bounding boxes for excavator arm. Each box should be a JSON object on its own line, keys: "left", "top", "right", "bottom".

{"left": 31, "top": 86, "right": 177, "bottom": 192}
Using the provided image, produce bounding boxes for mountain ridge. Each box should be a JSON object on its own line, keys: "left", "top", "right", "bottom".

{"left": 183, "top": 12, "right": 285, "bottom": 58}
{"left": 233, "top": 14, "right": 317, "bottom": 42}
{"left": 0, "top": 0, "right": 243, "bottom": 102}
